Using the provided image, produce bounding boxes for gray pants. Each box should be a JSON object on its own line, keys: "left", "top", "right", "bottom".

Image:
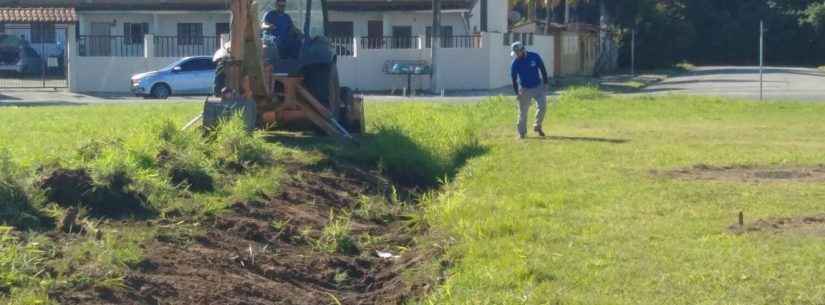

{"left": 517, "top": 86, "right": 548, "bottom": 135}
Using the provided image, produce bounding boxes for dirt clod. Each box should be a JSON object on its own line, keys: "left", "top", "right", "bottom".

{"left": 660, "top": 164, "right": 825, "bottom": 183}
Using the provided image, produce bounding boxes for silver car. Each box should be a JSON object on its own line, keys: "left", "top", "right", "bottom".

{"left": 131, "top": 56, "right": 216, "bottom": 99}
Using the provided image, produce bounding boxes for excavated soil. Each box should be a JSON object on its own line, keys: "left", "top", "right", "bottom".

{"left": 52, "top": 162, "right": 438, "bottom": 305}
{"left": 659, "top": 164, "right": 825, "bottom": 183}
{"left": 730, "top": 214, "right": 825, "bottom": 237}
{"left": 39, "top": 168, "right": 149, "bottom": 217}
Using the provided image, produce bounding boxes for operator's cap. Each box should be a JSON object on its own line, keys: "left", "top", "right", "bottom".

{"left": 510, "top": 41, "right": 525, "bottom": 57}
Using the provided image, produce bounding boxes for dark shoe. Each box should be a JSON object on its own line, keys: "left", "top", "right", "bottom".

{"left": 518, "top": 133, "right": 526, "bottom": 140}
{"left": 534, "top": 126, "right": 546, "bottom": 137}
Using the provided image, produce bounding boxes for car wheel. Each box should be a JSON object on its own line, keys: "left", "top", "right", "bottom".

{"left": 151, "top": 83, "right": 171, "bottom": 99}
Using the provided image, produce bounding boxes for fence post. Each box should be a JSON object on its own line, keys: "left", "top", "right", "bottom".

{"left": 352, "top": 37, "right": 358, "bottom": 58}
{"left": 144, "top": 34, "right": 155, "bottom": 58}
{"left": 67, "top": 24, "right": 78, "bottom": 92}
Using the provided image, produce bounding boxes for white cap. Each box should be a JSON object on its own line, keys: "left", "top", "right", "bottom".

{"left": 510, "top": 41, "right": 525, "bottom": 57}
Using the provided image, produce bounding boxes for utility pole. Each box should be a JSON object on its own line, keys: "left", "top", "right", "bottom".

{"left": 431, "top": 0, "right": 441, "bottom": 94}
{"left": 631, "top": 28, "right": 636, "bottom": 76}
{"left": 759, "top": 20, "right": 764, "bottom": 101}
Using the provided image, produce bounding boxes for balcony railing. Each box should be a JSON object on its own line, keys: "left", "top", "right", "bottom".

{"left": 360, "top": 36, "right": 422, "bottom": 50}
{"left": 425, "top": 35, "right": 483, "bottom": 48}
{"left": 78, "top": 35, "right": 144, "bottom": 57}
{"left": 154, "top": 35, "right": 221, "bottom": 58}
{"left": 329, "top": 36, "right": 354, "bottom": 57}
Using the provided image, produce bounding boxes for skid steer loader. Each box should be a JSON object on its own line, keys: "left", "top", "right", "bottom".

{"left": 202, "top": 0, "right": 364, "bottom": 141}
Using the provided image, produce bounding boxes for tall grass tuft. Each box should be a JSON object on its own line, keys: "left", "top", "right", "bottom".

{"left": 212, "top": 114, "right": 273, "bottom": 171}
{"left": 0, "top": 150, "right": 48, "bottom": 230}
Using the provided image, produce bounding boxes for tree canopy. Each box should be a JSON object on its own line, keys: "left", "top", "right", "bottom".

{"left": 511, "top": 0, "right": 825, "bottom": 68}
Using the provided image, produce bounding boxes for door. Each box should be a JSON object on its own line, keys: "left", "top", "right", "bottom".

{"left": 90, "top": 22, "right": 111, "bottom": 56}
{"left": 392, "top": 26, "right": 412, "bottom": 49}
{"left": 172, "top": 57, "right": 215, "bottom": 94}
{"left": 367, "top": 20, "right": 383, "bottom": 49}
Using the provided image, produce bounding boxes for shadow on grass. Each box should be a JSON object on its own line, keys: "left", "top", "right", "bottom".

{"left": 268, "top": 127, "right": 489, "bottom": 190}
{"left": 534, "top": 135, "right": 630, "bottom": 144}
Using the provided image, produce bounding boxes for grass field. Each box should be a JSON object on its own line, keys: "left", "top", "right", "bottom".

{"left": 419, "top": 92, "right": 825, "bottom": 304}
{"left": 3, "top": 92, "right": 825, "bottom": 304}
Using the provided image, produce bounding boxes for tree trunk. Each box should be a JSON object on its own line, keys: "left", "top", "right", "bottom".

{"left": 593, "top": 0, "right": 616, "bottom": 76}
{"left": 527, "top": 0, "right": 537, "bottom": 22}
{"left": 544, "top": 1, "right": 553, "bottom": 34}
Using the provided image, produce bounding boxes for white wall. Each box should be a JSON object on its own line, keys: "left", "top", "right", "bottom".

{"left": 338, "top": 48, "right": 431, "bottom": 92}
{"left": 469, "top": 0, "right": 509, "bottom": 33}
{"left": 488, "top": 0, "right": 508, "bottom": 33}
{"left": 69, "top": 56, "right": 178, "bottom": 93}
{"left": 337, "top": 32, "right": 555, "bottom": 92}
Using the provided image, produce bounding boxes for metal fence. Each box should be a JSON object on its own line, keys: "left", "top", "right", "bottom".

{"left": 0, "top": 27, "right": 68, "bottom": 88}
{"left": 154, "top": 35, "right": 221, "bottom": 58}
{"left": 329, "top": 36, "right": 354, "bottom": 57}
{"left": 425, "top": 35, "right": 483, "bottom": 48}
{"left": 360, "top": 36, "right": 422, "bottom": 50}
{"left": 78, "top": 35, "right": 144, "bottom": 57}
{"left": 503, "top": 32, "right": 534, "bottom": 46}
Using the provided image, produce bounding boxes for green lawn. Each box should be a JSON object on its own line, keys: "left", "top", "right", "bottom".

{"left": 2, "top": 94, "right": 825, "bottom": 305}
{"left": 0, "top": 102, "right": 201, "bottom": 167}
{"left": 415, "top": 94, "right": 825, "bottom": 304}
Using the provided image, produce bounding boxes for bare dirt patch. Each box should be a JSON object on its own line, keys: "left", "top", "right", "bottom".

{"left": 51, "top": 161, "right": 440, "bottom": 305}
{"left": 660, "top": 164, "right": 825, "bottom": 183}
{"left": 730, "top": 214, "right": 825, "bottom": 237}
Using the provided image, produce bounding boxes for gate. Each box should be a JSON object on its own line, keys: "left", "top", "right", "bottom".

{"left": 0, "top": 23, "right": 68, "bottom": 89}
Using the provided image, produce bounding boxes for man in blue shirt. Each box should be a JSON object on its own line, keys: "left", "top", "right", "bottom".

{"left": 263, "top": 0, "right": 297, "bottom": 59}
{"left": 510, "top": 41, "right": 550, "bottom": 139}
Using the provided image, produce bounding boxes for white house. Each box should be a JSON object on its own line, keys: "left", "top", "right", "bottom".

{"left": 327, "top": 0, "right": 507, "bottom": 48}
{"left": 2, "top": 0, "right": 557, "bottom": 93}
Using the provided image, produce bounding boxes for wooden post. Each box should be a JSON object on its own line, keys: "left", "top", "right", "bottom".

{"left": 228, "top": 0, "right": 248, "bottom": 93}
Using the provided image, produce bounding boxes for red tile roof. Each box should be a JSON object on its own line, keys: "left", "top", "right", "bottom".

{"left": 0, "top": 7, "right": 77, "bottom": 23}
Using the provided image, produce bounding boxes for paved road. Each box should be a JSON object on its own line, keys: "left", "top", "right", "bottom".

{"left": 642, "top": 66, "right": 825, "bottom": 101}
{"left": 0, "top": 89, "right": 200, "bottom": 106}
{"left": 3, "top": 66, "right": 824, "bottom": 105}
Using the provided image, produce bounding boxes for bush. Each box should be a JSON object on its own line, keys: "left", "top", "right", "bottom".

{"left": 0, "top": 151, "right": 48, "bottom": 230}
{"left": 212, "top": 115, "right": 273, "bottom": 171}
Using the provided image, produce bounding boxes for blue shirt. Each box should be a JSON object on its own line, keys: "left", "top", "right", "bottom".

{"left": 511, "top": 52, "right": 546, "bottom": 89}
{"left": 264, "top": 11, "right": 293, "bottom": 43}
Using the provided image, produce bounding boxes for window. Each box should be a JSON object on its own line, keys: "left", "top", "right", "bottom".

{"left": 329, "top": 21, "right": 354, "bottom": 38}
{"left": 124, "top": 23, "right": 149, "bottom": 45}
{"left": 425, "top": 26, "right": 453, "bottom": 48}
{"left": 177, "top": 23, "right": 203, "bottom": 45}
{"left": 31, "top": 23, "right": 56, "bottom": 43}
{"left": 216, "top": 23, "right": 230, "bottom": 36}
{"left": 0, "top": 23, "right": 5, "bottom": 34}
{"left": 180, "top": 58, "right": 216, "bottom": 71}
{"left": 391, "top": 26, "right": 413, "bottom": 49}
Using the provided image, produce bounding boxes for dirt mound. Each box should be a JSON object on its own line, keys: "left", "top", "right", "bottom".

{"left": 730, "top": 214, "right": 825, "bottom": 237}
{"left": 52, "top": 162, "right": 436, "bottom": 305}
{"left": 660, "top": 164, "right": 825, "bottom": 183}
{"left": 40, "top": 168, "right": 150, "bottom": 218}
